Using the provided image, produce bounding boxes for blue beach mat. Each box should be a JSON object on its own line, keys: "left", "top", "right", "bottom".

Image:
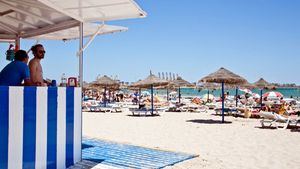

{"left": 82, "top": 138, "right": 198, "bottom": 169}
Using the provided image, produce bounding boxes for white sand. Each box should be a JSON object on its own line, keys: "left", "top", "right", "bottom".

{"left": 83, "top": 109, "right": 300, "bottom": 169}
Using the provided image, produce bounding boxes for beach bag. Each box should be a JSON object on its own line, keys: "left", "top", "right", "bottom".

{"left": 6, "top": 44, "right": 15, "bottom": 61}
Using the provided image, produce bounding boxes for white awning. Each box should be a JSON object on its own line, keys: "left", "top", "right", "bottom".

{"left": 38, "top": 0, "right": 147, "bottom": 22}
{"left": 30, "top": 23, "right": 128, "bottom": 40}
{"left": 0, "top": 0, "right": 146, "bottom": 39}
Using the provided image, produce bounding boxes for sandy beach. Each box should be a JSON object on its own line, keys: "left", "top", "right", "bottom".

{"left": 82, "top": 109, "right": 300, "bottom": 169}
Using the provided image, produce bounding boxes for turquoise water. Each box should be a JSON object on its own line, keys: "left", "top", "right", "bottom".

{"left": 128, "top": 88, "right": 300, "bottom": 98}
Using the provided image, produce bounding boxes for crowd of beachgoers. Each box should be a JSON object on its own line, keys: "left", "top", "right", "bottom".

{"left": 82, "top": 88, "right": 300, "bottom": 121}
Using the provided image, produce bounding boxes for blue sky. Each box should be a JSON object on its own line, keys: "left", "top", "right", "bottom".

{"left": 0, "top": 0, "right": 299, "bottom": 84}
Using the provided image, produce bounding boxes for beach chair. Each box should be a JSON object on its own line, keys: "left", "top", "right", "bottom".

{"left": 129, "top": 107, "right": 159, "bottom": 116}
{"left": 259, "top": 111, "right": 299, "bottom": 129}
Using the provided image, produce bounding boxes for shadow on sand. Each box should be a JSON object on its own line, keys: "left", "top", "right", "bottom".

{"left": 290, "top": 125, "right": 300, "bottom": 132}
{"left": 186, "top": 119, "right": 232, "bottom": 124}
{"left": 255, "top": 125, "right": 300, "bottom": 131}
{"left": 127, "top": 114, "right": 160, "bottom": 117}
{"left": 255, "top": 126, "right": 278, "bottom": 130}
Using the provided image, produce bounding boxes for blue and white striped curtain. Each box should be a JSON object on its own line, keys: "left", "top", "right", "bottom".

{"left": 0, "top": 86, "right": 82, "bottom": 169}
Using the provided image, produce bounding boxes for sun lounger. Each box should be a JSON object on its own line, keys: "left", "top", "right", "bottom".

{"left": 215, "top": 108, "right": 237, "bottom": 116}
{"left": 129, "top": 107, "right": 159, "bottom": 116}
{"left": 259, "top": 111, "right": 299, "bottom": 129}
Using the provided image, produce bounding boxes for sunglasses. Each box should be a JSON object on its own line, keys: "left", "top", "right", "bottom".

{"left": 38, "top": 50, "right": 46, "bottom": 54}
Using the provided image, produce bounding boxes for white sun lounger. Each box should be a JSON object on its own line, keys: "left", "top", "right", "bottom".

{"left": 259, "top": 111, "right": 299, "bottom": 129}
{"left": 129, "top": 108, "right": 159, "bottom": 116}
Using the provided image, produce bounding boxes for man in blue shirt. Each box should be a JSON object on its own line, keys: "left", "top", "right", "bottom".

{"left": 0, "top": 50, "right": 32, "bottom": 86}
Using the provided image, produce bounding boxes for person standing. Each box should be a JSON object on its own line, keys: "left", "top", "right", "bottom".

{"left": 29, "top": 44, "right": 48, "bottom": 86}
{"left": 0, "top": 50, "right": 33, "bottom": 86}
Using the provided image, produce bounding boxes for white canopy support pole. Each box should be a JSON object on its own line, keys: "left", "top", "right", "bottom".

{"left": 79, "top": 22, "right": 83, "bottom": 87}
{"left": 76, "top": 22, "right": 105, "bottom": 57}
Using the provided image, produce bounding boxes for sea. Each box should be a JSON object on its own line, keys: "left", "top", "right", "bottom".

{"left": 128, "top": 88, "right": 300, "bottom": 99}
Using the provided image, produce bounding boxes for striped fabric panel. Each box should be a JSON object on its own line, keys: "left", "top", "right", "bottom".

{"left": 0, "top": 86, "right": 9, "bottom": 169}
{"left": 0, "top": 86, "right": 81, "bottom": 169}
{"left": 35, "top": 87, "right": 48, "bottom": 169}
{"left": 57, "top": 88, "right": 66, "bottom": 169}
{"left": 73, "top": 88, "right": 82, "bottom": 163}
{"left": 47, "top": 87, "right": 58, "bottom": 169}
{"left": 8, "top": 87, "right": 24, "bottom": 169}
{"left": 66, "top": 88, "right": 75, "bottom": 168}
{"left": 23, "top": 87, "right": 37, "bottom": 169}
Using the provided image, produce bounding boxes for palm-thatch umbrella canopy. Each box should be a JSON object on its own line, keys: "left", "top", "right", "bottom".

{"left": 131, "top": 74, "right": 169, "bottom": 89}
{"left": 131, "top": 73, "right": 169, "bottom": 114}
{"left": 90, "top": 75, "right": 119, "bottom": 106}
{"left": 168, "top": 76, "right": 194, "bottom": 103}
{"left": 254, "top": 78, "right": 274, "bottom": 108}
{"left": 90, "top": 75, "right": 120, "bottom": 89}
{"left": 199, "top": 67, "right": 247, "bottom": 123}
{"left": 82, "top": 81, "right": 92, "bottom": 91}
{"left": 200, "top": 67, "right": 247, "bottom": 84}
{"left": 169, "top": 76, "right": 194, "bottom": 88}
{"left": 254, "top": 78, "right": 272, "bottom": 89}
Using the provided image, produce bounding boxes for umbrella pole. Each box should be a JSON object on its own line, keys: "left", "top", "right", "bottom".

{"left": 222, "top": 82, "right": 225, "bottom": 123}
{"left": 151, "top": 84, "right": 154, "bottom": 114}
{"left": 166, "top": 88, "right": 169, "bottom": 101}
{"left": 207, "top": 90, "right": 210, "bottom": 102}
{"left": 108, "top": 89, "right": 111, "bottom": 103}
{"left": 260, "top": 89, "right": 263, "bottom": 109}
{"left": 178, "top": 87, "right": 181, "bottom": 103}
{"left": 104, "top": 87, "right": 107, "bottom": 107}
{"left": 235, "top": 87, "right": 238, "bottom": 107}
{"left": 139, "top": 88, "right": 141, "bottom": 105}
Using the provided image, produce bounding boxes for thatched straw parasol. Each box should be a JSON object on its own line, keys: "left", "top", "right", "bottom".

{"left": 199, "top": 67, "right": 247, "bottom": 123}
{"left": 82, "top": 81, "right": 92, "bottom": 90}
{"left": 90, "top": 75, "right": 119, "bottom": 106}
{"left": 169, "top": 76, "right": 194, "bottom": 88}
{"left": 200, "top": 67, "right": 247, "bottom": 84}
{"left": 90, "top": 75, "right": 119, "bottom": 89}
{"left": 254, "top": 78, "right": 274, "bottom": 108}
{"left": 131, "top": 74, "right": 169, "bottom": 88}
{"left": 254, "top": 78, "right": 271, "bottom": 89}
{"left": 131, "top": 73, "right": 168, "bottom": 114}
{"left": 168, "top": 76, "right": 194, "bottom": 103}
